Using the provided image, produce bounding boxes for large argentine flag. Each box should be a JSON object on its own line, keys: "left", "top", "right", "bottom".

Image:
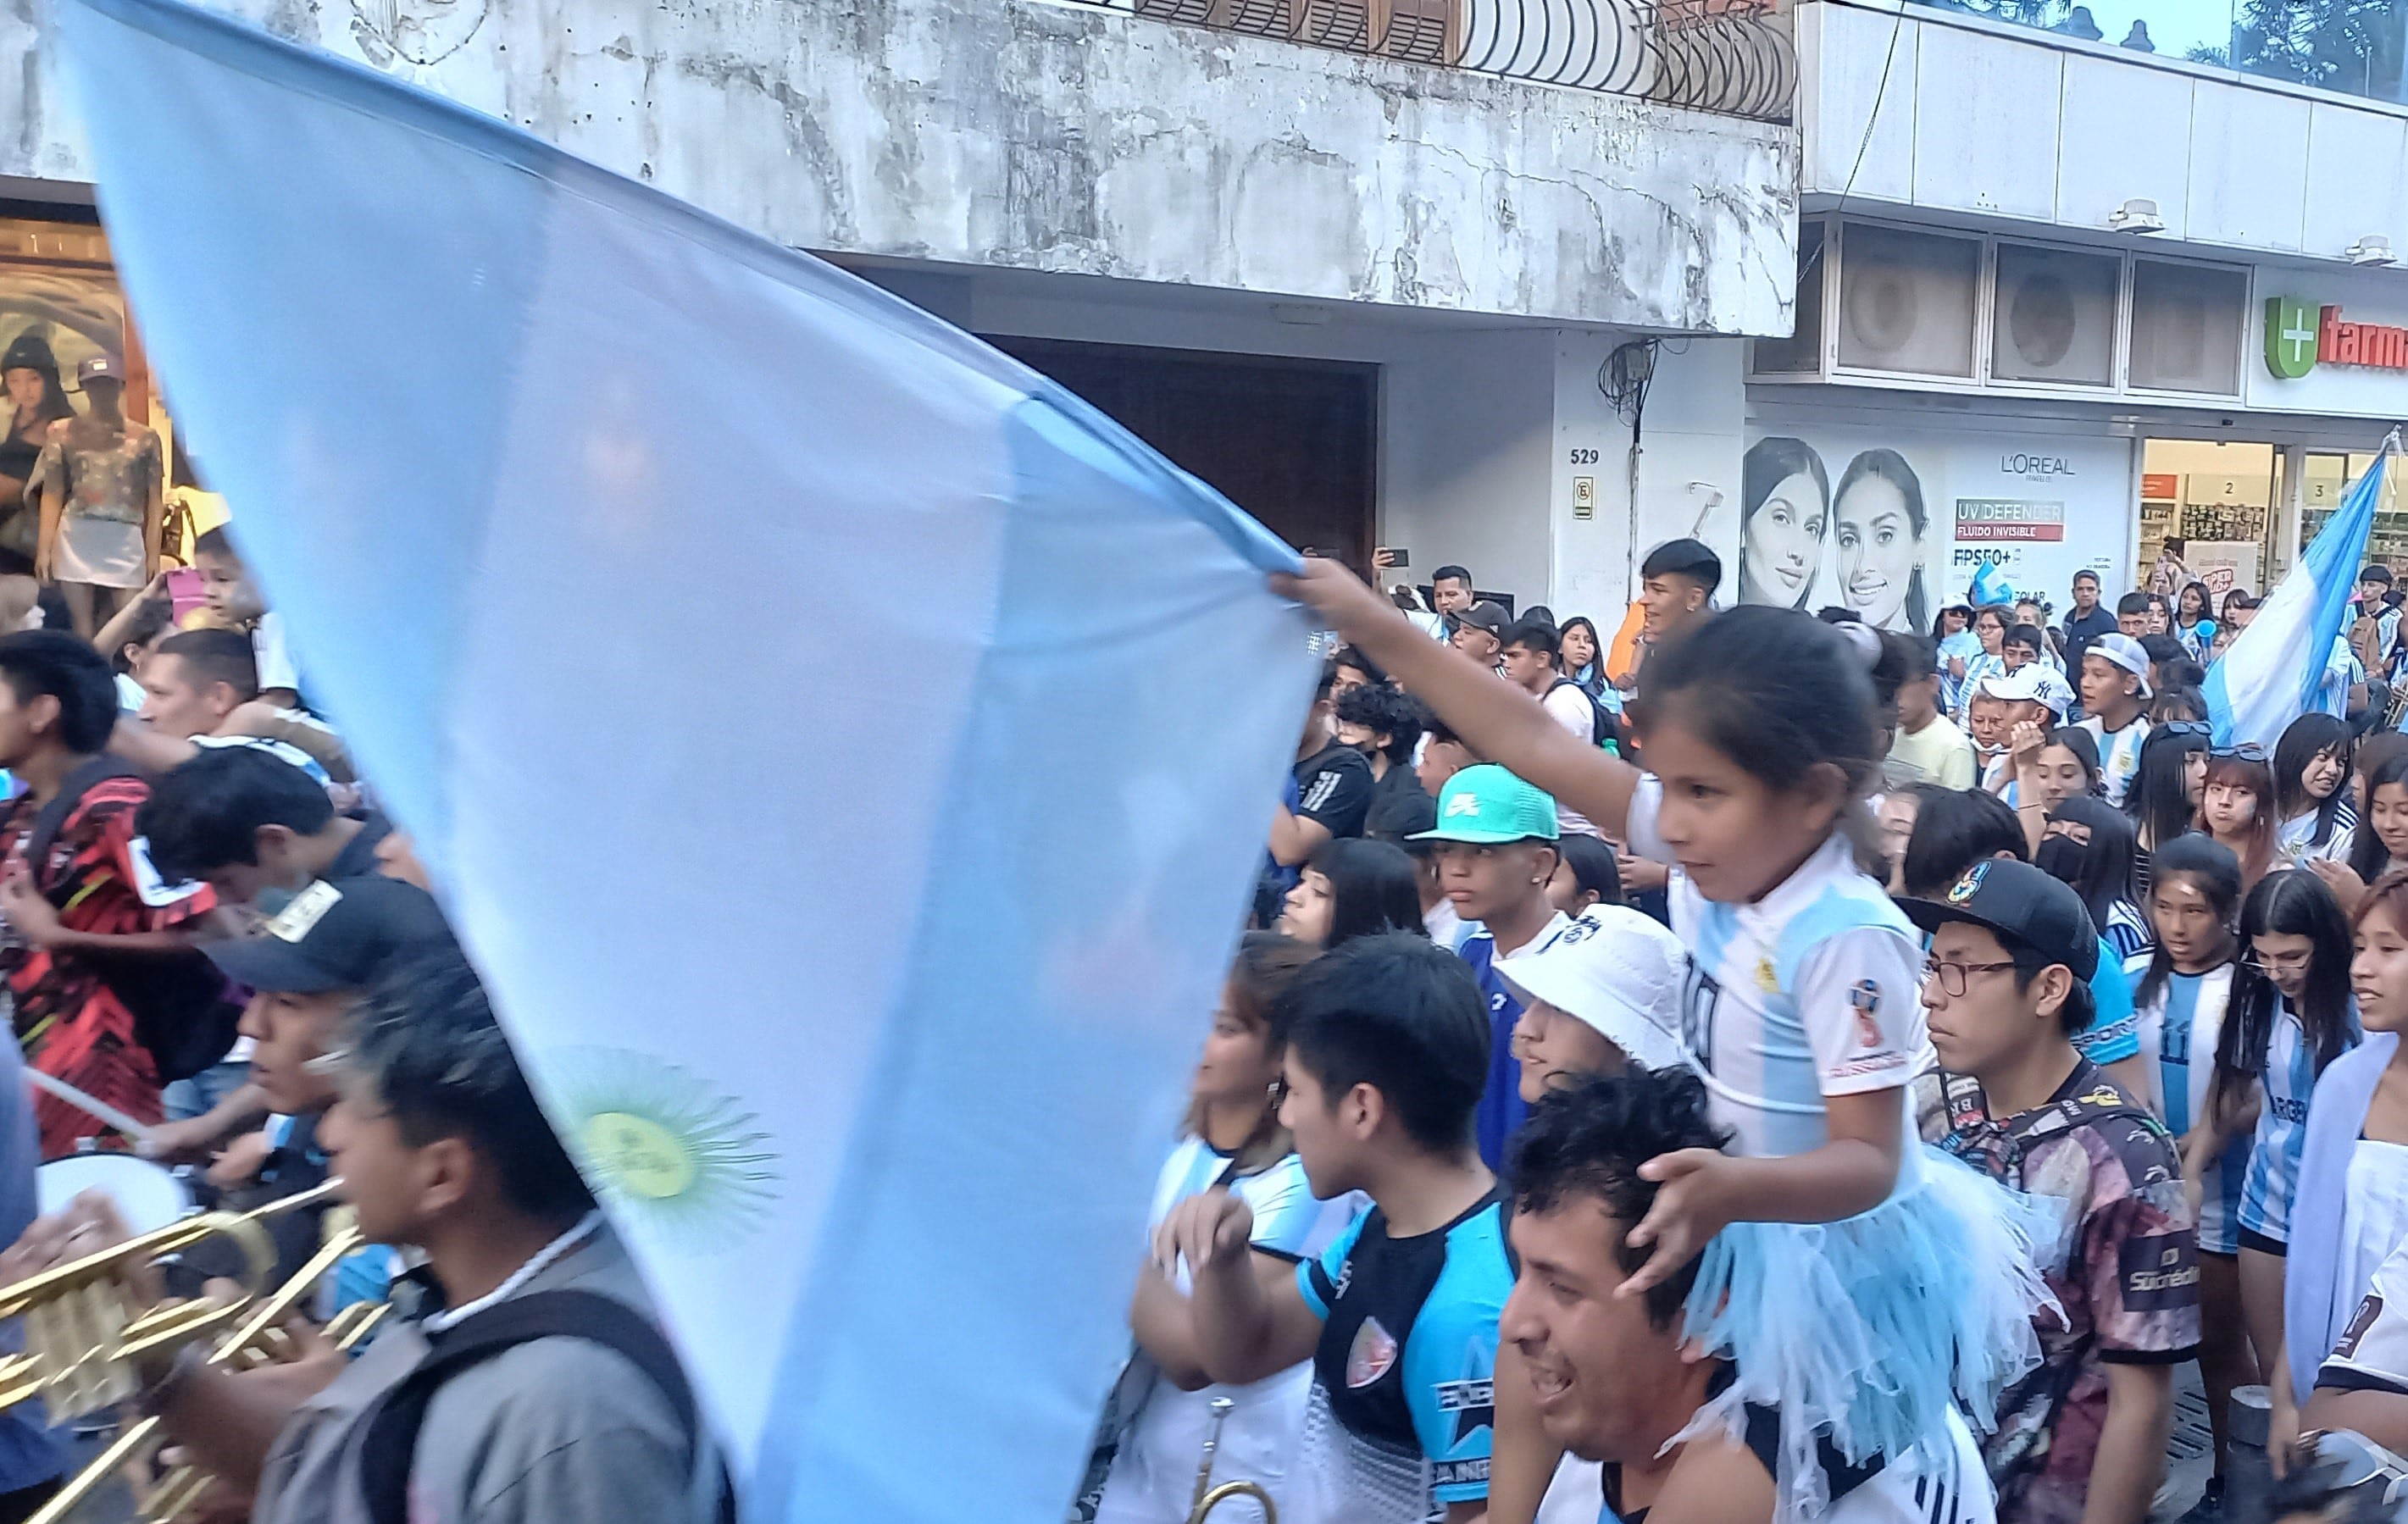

{"left": 2207, "top": 446, "right": 2394, "bottom": 748}
{"left": 52, "top": 0, "right": 1315, "bottom": 1516}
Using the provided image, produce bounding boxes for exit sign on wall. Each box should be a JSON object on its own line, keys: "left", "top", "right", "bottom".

{"left": 2267, "top": 296, "right": 2408, "bottom": 378}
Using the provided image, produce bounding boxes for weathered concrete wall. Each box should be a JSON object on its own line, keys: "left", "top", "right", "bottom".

{"left": 4, "top": 0, "right": 1798, "bottom": 333}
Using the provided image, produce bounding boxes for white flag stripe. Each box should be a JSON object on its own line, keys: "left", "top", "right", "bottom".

{"left": 2206, "top": 445, "right": 2392, "bottom": 749}
{"left": 54, "top": 0, "right": 1317, "bottom": 1516}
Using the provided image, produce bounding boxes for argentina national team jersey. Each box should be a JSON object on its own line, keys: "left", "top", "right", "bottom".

{"left": 2077, "top": 716, "right": 2150, "bottom": 809}
{"left": 2320, "top": 1231, "right": 2408, "bottom": 1396}
{"left": 1290, "top": 1187, "right": 1512, "bottom": 1524}
{"left": 2239, "top": 1000, "right": 2358, "bottom": 1245}
{"left": 1625, "top": 779, "right": 1923, "bottom": 1161}
{"left": 1595, "top": 1388, "right": 1995, "bottom": 1524}
{"left": 2134, "top": 959, "right": 2246, "bottom": 1252}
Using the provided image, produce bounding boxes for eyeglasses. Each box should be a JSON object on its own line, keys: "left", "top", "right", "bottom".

{"left": 1922, "top": 958, "right": 2019, "bottom": 997}
{"left": 2211, "top": 743, "right": 2269, "bottom": 762}
{"left": 2245, "top": 953, "right": 2311, "bottom": 976}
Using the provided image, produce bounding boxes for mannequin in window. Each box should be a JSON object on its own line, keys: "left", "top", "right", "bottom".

{"left": 0, "top": 334, "right": 77, "bottom": 578}
{"left": 32, "top": 354, "right": 162, "bottom": 639}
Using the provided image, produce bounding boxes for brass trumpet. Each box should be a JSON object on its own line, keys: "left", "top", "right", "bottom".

{"left": 0, "top": 1180, "right": 392, "bottom": 1524}
{"left": 1186, "top": 1396, "right": 1275, "bottom": 1524}
{"left": 0, "top": 1179, "right": 348, "bottom": 1421}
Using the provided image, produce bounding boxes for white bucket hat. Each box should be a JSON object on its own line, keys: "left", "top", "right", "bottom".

{"left": 1497, "top": 906, "right": 1687, "bottom": 1070}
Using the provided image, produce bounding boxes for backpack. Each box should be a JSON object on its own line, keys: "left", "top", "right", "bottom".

{"left": 1545, "top": 676, "right": 1616, "bottom": 750}
{"left": 358, "top": 1289, "right": 738, "bottom": 1524}
{"left": 23, "top": 756, "right": 241, "bottom": 1083}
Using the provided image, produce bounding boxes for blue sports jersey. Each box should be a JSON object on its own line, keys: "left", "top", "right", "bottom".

{"left": 2077, "top": 935, "right": 2142, "bottom": 1067}
{"left": 2239, "top": 999, "right": 2359, "bottom": 1244}
{"left": 1294, "top": 1187, "right": 1512, "bottom": 1519}
{"left": 1458, "top": 915, "right": 1568, "bottom": 1170}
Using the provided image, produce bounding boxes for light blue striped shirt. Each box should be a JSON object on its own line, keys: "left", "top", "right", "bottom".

{"left": 2239, "top": 998, "right": 2359, "bottom": 1244}
{"left": 1629, "top": 781, "right": 1923, "bottom": 1161}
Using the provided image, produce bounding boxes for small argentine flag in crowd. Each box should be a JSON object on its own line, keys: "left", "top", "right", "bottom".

{"left": 2207, "top": 438, "right": 2398, "bottom": 748}
{"left": 1967, "top": 559, "right": 2016, "bottom": 607}
{"left": 52, "top": 0, "right": 1318, "bottom": 1518}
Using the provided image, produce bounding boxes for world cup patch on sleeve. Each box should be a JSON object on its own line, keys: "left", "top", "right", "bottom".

{"left": 1848, "top": 979, "right": 1884, "bottom": 1048}
{"left": 2339, "top": 1294, "right": 2386, "bottom": 1360}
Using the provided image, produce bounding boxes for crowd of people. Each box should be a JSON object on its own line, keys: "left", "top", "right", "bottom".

{"left": 1086, "top": 537, "right": 2408, "bottom": 1524}
{"left": 2, "top": 493, "right": 2408, "bottom": 1524}
{"left": 0, "top": 524, "right": 730, "bottom": 1523}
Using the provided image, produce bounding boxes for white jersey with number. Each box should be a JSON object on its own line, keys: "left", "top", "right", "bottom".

{"left": 2321, "top": 1231, "right": 2408, "bottom": 1395}
{"left": 1625, "top": 779, "right": 1923, "bottom": 1161}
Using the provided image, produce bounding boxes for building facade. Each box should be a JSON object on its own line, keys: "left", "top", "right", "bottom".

{"left": 4, "top": 0, "right": 1804, "bottom": 619}
{"left": 1730, "top": 0, "right": 2408, "bottom": 629}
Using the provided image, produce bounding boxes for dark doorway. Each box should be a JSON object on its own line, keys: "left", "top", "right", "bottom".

{"left": 986, "top": 336, "right": 1378, "bottom": 573}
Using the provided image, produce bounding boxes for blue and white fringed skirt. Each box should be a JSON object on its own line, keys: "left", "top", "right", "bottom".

{"left": 1672, "top": 1145, "right": 2067, "bottom": 1520}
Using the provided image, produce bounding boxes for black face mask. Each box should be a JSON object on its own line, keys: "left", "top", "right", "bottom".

{"left": 2035, "top": 833, "right": 2086, "bottom": 884}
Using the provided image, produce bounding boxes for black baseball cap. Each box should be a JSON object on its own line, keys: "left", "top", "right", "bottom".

{"left": 203, "top": 875, "right": 454, "bottom": 995}
{"left": 1456, "top": 601, "right": 1511, "bottom": 636}
{"left": 1899, "top": 859, "right": 2099, "bottom": 982}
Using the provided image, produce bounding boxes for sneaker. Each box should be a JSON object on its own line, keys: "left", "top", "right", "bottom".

{"left": 2176, "top": 1477, "right": 2226, "bottom": 1524}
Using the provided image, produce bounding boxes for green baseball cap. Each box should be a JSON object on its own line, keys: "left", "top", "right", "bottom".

{"left": 1412, "top": 764, "right": 1560, "bottom": 844}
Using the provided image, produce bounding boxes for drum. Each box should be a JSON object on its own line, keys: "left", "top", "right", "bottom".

{"left": 36, "top": 1153, "right": 193, "bottom": 1235}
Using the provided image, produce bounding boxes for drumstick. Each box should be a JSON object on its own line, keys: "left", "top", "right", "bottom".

{"left": 23, "top": 1069, "right": 157, "bottom": 1147}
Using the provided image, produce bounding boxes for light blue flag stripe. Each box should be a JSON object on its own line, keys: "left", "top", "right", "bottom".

{"left": 52, "top": 0, "right": 1316, "bottom": 1517}
{"left": 2205, "top": 450, "right": 2389, "bottom": 748}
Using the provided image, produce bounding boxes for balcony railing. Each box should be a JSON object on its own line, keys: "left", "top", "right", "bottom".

{"left": 1064, "top": 0, "right": 1795, "bottom": 120}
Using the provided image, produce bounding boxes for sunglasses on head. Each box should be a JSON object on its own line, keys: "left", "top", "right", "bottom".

{"left": 2157, "top": 721, "right": 2212, "bottom": 740}
{"left": 2211, "top": 743, "right": 2268, "bottom": 762}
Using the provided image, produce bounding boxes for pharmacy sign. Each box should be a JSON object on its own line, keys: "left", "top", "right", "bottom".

{"left": 2266, "top": 296, "right": 2408, "bottom": 379}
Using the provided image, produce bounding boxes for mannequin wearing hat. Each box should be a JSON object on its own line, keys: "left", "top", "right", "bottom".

{"left": 0, "top": 333, "right": 78, "bottom": 574}
{"left": 31, "top": 353, "right": 163, "bottom": 639}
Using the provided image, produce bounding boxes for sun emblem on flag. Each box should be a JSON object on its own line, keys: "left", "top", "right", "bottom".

{"left": 544, "top": 1046, "right": 781, "bottom": 1250}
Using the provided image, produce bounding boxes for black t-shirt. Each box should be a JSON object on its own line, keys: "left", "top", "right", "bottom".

{"left": 1294, "top": 742, "right": 1374, "bottom": 840}
{"left": 325, "top": 812, "right": 396, "bottom": 879}
{"left": 1370, "top": 760, "right": 1429, "bottom": 812}
{"left": 2062, "top": 607, "right": 2118, "bottom": 676}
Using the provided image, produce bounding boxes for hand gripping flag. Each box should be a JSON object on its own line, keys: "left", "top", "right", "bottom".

{"left": 2206, "top": 440, "right": 2396, "bottom": 748}
{"left": 51, "top": 0, "right": 1317, "bottom": 1516}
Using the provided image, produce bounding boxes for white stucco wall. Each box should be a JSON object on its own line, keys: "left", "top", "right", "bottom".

{"left": 4, "top": 0, "right": 1800, "bottom": 333}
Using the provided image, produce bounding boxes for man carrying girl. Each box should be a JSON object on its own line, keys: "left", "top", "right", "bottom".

{"left": 1277, "top": 561, "right": 2053, "bottom": 1519}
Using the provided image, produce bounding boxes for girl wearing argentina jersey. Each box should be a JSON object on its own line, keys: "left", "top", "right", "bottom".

{"left": 2203, "top": 871, "right": 2358, "bottom": 1462}
{"left": 1100, "top": 934, "right": 1360, "bottom": 1524}
{"left": 1270, "top": 565, "right": 2052, "bottom": 1520}
{"left": 2127, "top": 835, "right": 2255, "bottom": 1506}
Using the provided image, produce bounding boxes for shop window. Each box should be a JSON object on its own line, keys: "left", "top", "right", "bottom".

{"left": 1751, "top": 222, "right": 1823, "bottom": 374}
{"left": 1834, "top": 224, "right": 1979, "bottom": 379}
{"left": 2128, "top": 259, "right": 2246, "bottom": 396}
{"left": 1990, "top": 242, "right": 2118, "bottom": 387}
{"left": 2304, "top": 452, "right": 2408, "bottom": 567}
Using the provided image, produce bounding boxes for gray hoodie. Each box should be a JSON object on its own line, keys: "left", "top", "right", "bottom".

{"left": 252, "top": 1223, "right": 724, "bottom": 1524}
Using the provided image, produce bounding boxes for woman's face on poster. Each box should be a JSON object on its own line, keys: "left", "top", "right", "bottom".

{"left": 1742, "top": 470, "right": 1827, "bottom": 606}
{"left": 1836, "top": 471, "right": 1922, "bottom": 629}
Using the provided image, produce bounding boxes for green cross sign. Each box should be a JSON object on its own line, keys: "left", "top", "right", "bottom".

{"left": 2267, "top": 296, "right": 2319, "bottom": 379}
